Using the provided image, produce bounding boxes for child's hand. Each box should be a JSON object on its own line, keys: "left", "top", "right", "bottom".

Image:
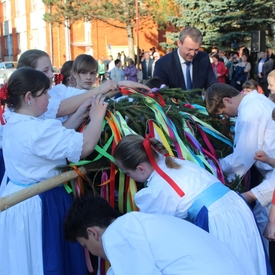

{"left": 89, "top": 94, "right": 108, "bottom": 119}
{"left": 100, "top": 80, "right": 119, "bottom": 94}
{"left": 254, "top": 150, "right": 269, "bottom": 163}
{"left": 74, "top": 98, "right": 92, "bottom": 120}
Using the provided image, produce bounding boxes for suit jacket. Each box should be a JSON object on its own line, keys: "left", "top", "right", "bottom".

{"left": 153, "top": 50, "right": 217, "bottom": 90}
{"left": 141, "top": 59, "right": 154, "bottom": 80}
{"left": 262, "top": 59, "right": 274, "bottom": 82}
{"left": 255, "top": 57, "right": 270, "bottom": 75}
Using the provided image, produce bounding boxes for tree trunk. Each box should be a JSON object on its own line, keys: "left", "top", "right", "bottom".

{"left": 125, "top": 22, "right": 135, "bottom": 61}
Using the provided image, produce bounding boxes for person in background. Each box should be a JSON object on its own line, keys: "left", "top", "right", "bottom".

{"left": 60, "top": 60, "right": 76, "bottom": 87}
{"left": 232, "top": 53, "right": 251, "bottom": 91}
{"left": 211, "top": 53, "right": 226, "bottom": 83}
{"left": 256, "top": 51, "right": 270, "bottom": 92}
{"left": 140, "top": 51, "right": 154, "bottom": 84}
{"left": 97, "top": 59, "right": 106, "bottom": 83}
{"left": 219, "top": 50, "right": 228, "bottom": 64}
{"left": 64, "top": 195, "right": 246, "bottom": 275}
{"left": 154, "top": 27, "right": 216, "bottom": 90}
{"left": 151, "top": 51, "right": 160, "bottom": 77}
{"left": 242, "top": 79, "right": 264, "bottom": 94}
{"left": 139, "top": 49, "right": 145, "bottom": 62}
{"left": 107, "top": 55, "right": 115, "bottom": 79}
{"left": 124, "top": 58, "right": 138, "bottom": 82}
{"left": 262, "top": 55, "right": 275, "bottom": 97}
{"left": 268, "top": 70, "right": 275, "bottom": 95}
{"left": 149, "top": 47, "right": 156, "bottom": 59}
{"left": 120, "top": 51, "right": 127, "bottom": 69}
{"left": 225, "top": 52, "right": 240, "bottom": 85}
{"left": 110, "top": 59, "right": 124, "bottom": 83}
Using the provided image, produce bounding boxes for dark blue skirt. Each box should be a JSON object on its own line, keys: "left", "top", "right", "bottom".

{"left": 39, "top": 186, "right": 88, "bottom": 275}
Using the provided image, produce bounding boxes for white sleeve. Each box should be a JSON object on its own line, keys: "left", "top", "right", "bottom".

{"left": 49, "top": 84, "right": 87, "bottom": 100}
{"left": 220, "top": 117, "right": 260, "bottom": 177}
{"left": 135, "top": 185, "right": 179, "bottom": 216}
{"left": 103, "top": 216, "right": 163, "bottom": 275}
{"left": 63, "top": 87, "right": 87, "bottom": 99}
{"left": 29, "top": 119, "right": 83, "bottom": 163}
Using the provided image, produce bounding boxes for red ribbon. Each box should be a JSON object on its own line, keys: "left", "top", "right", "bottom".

{"left": 142, "top": 134, "right": 185, "bottom": 197}
{"left": 0, "top": 83, "right": 8, "bottom": 100}
{"left": 272, "top": 189, "right": 275, "bottom": 205}
{"left": 0, "top": 83, "right": 8, "bottom": 125}
{"left": 54, "top": 73, "right": 64, "bottom": 85}
{"left": 120, "top": 86, "right": 166, "bottom": 107}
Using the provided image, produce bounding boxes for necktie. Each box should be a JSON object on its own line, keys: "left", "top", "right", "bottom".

{"left": 185, "top": 61, "right": 192, "bottom": 90}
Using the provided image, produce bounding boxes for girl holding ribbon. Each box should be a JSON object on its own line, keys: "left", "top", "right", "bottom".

{"left": 0, "top": 67, "right": 108, "bottom": 275}
{"left": 114, "top": 134, "right": 269, "bottom": 275}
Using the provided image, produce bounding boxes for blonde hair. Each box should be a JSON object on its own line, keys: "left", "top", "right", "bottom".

{"left": 268, "top": 70, "right": 275, "bottom": 80}
{"left": 72, "top": 54, "right": 98, "bottom": 74}
{"left": 113, "top": 134, "right": 181, "bottom": 170}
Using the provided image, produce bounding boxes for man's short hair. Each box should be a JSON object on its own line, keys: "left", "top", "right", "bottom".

{"left": 205, "top": 83, "right": 240, "bottom": 116}
{"left": 179, "top": 27, "right": 203, "bottom": 44}
{"left": 115, "top": 59, "right": 121, "bottom": 66}
{"left": 64, "top": 195, "right": 121, "bottom": 242}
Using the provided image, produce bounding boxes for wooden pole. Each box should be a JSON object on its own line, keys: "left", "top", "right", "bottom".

{"left": 0, "top": 166, "right": 87, "bottom": 212}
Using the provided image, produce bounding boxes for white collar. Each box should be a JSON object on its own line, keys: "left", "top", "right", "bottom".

{"left": 177, "top": 49, "right": 191, "bottom": 64}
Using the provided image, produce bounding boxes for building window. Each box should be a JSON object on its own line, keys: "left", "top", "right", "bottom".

{"left": 4, "top": 35, "right": 13, "bottom": 56}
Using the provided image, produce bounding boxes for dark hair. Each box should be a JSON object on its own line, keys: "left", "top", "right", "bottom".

{"left": 64, "top": 195, "right": 121, "bottom": 241}
{"left": 242, "top": 48, "right": 250, "bottom": 56}
{"left": 272, "top": 107, "right": 275, "bottom": 120}
{"left": 5, "top": 67, "right": 50, "bottom": 110}
{"left": 146, "top": 77, "right": 165, "bottom": 89}
{"left": 242, "top": 79, "right": 258, "bottom": 90}
{"left": 72, "top": 54, "right": 98, "bottom": 74}
{"left": 115, "top": 59, "right": 121, "bottom": 66}
{"left": 17, "top": 49, "right": 49, "bottom": 69}
{"left": 113, "top": 134, "right": 180, "bottom": 170}
{"left": 60, "top": 60, "right": 74, "bottom": 85}
{"left": 205, "top": 83, "right": 240, "bottom": 116}
{"left": 211, "top": 53, "right": 219, "bottom": 60}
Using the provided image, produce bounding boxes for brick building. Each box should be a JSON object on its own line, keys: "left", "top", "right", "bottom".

{"left": 0, "top": 0, "right": 168, "bottom": 68}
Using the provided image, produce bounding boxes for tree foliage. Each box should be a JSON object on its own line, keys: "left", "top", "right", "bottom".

{"left": 42, "top": 0, "right": 177, "bottom": 59}
{"left": 164, "top": 0, "right": 275, "bottom": 50}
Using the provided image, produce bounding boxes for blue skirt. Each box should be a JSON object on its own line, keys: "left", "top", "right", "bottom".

{"left": 39, "top": 186, "right": 88, "bottom": 275}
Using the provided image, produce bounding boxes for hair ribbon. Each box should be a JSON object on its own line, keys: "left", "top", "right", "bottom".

{"left": 54, "top": 73, "right": 64, "bottom": 85}
{"left": 143, "top": 134, "right": 184, "bottom": 197}
{"left": 0, "top": 83, "right": 8, "bottom": 125}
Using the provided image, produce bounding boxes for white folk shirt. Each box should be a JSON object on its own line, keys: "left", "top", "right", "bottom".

{"left": 103, "top": 212, "right": 246, "bottom": 275}
{"left": 219, "top": 90, "right": 275, "bottom": 204}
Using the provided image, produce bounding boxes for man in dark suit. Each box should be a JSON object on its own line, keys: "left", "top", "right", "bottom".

{"left": 140, "top": 51, "right": 154, "bottom": 84}
{"left": 256, "top": 51, "right": 270, "bottom": 96}
{"left": 153, "top": 27, "right": 216, "bottom": 90}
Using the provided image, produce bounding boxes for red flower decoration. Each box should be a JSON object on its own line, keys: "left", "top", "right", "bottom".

{"left": 0, "top": 83, "right": 8, "bottom": 100}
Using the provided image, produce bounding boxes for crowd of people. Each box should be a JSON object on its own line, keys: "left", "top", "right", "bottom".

{"left": 0, "top": 25, "right": 275, "bottom": 275}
